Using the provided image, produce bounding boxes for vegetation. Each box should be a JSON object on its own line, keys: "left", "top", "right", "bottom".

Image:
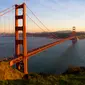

{"left": 0, "top": 61, "right": 85, "bottom": 85}
{"left": 0, "top": 62, "right": 24, "bottom": 80}
{"left": 0, "top": 72, "right": 85, "bottom": 85}
{"left": 77, "top": 35, "right": 85, "bottom": 39}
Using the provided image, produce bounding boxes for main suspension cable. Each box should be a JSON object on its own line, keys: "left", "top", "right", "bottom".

{"left": 0, "top": 5, "right": 15, "bottom": 14}
{"left": 26, "top": 5, "right": 58, "bottom": 39}
{"left": 26, "top": 14, "right": 47, "bottom": 32}
{"left": 0, "top": 7, "right": 15, "bottom": 16}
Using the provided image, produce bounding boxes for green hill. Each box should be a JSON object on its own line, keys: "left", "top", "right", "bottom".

{"left": 0, "top": 61, "right": 85, "bottom": 85}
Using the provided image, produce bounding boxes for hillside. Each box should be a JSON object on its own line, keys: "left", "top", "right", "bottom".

{"left": 0, "top": 62, "right": 24, "bottom": 80}
{"left": 0, "top": 61, "right": 85, "bottom": 85}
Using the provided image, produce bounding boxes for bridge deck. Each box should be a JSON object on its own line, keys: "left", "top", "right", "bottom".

{"left": 10, "top": 36, "right": 75, "bottom": 66}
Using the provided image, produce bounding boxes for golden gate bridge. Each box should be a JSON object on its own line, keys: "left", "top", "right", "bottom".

{"left": 0, "top": 3, "right": 77, "bottom": 74}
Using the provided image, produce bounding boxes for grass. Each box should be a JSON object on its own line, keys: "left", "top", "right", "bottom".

{"left": 0, "top": 61, "right": 24, "bottom": 80}
{"left": 0, "top": 61, "right": 85, "bottom": 85}
{"left": 0, "top": 73, "right": 85, "bottom": 85}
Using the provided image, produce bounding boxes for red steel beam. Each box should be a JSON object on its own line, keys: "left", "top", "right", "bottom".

{"left": 10, "top": 36, "right": 75, "bottom": 66}
{"left": 27, "top": 36, "right": 75, "bottom": 57}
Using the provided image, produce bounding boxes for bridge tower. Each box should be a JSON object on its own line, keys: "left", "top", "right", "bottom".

{"left": 15, "top": 3, "right": 28, "bottom": 74}
{"left": 72, "top": 26, "right": 77, "bottom": 44}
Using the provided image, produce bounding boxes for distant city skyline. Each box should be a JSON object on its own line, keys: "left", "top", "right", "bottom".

{"left": 1, "top": 0, "right": 85, "bottom": 33}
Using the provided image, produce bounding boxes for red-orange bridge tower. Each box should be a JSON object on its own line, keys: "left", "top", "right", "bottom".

{"left": 9, "top": 3, "right": 77, "bottom": 74}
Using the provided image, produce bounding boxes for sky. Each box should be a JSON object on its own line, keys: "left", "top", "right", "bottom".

{"left": 1, "top": 0, "right": 85, "bottom": 33}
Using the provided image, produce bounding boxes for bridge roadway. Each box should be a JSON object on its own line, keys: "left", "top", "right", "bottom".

{"left": 10, "top": 36, "right": 75, "bottom": 66}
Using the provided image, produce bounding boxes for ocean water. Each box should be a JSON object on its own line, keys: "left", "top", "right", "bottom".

{"left": 0, "top": 37, "right": 85, "bottom": 74}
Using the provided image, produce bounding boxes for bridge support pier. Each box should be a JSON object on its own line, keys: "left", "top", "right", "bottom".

{"left": 72, "top": 37, "right": 77, "bottom": 44}
{"left": 15, "top": 3, "right": 28, "bottom": 74}
{"left": 71, "top": 26, "right": 77, "bottom": 44}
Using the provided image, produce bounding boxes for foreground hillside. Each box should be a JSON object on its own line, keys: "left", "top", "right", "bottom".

{"left": 0, "top": 62, "right": 24, "bottom": 80}
{"left": 0, "top": 61, "right": 85, "bottom": 85}
{"left": 1, "top": 72, "right": 85, "bottom": 85}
